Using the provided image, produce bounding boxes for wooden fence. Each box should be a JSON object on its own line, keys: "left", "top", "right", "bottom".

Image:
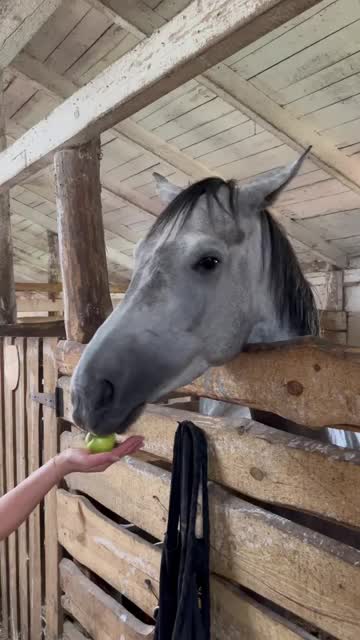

{"left": 55, "top": 337, "right": 360, "bottom": 640}
{"left": 1, "top": 334, "right": 360, "bottom": 639}
{"left": 0, "top": 333, "right": 60, "bottom": 640}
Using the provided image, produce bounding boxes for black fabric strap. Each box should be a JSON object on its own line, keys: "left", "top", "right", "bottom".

{"left": 154, "top": 421, "right": 211, "bottom": 640}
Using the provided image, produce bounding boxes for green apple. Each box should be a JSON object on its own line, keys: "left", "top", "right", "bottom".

{"left": 85, "top": 432, "right": 116, "bottom": 454}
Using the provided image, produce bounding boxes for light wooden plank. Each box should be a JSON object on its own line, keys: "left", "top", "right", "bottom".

{"left": 324, "top": 117, "right": 360, "bottom": 148}
{"left": 303, "top": 210, "right": 360, "bottom": 243}
{"left": 57, "top": 490, "right": 160, "bottom": 616}
{"left": 276, "top": 50, "right": 360, "bottom": 106}
{"left": 85, "top": 0, "right": 145, "bottom": 38}
{"left": 56, "top": 336, "right": 360, "bottom": 429}
{"left": 281, "top": 192, "right": 360, "bottom": 220}
{"left": 17, "top": 296, "right": 63, "bottom": 313}
{"left": 15, "top": 338, "right": 29, "bottom": 640}
{"left": 45, "top": 9, "right": 111, "bottom": 77}
{"left": 224, "top": 0, "right": 334, "bottom": 67}
{"left": 4, "top": 337, "right": 19, "bottom": 638}
{"left": 252, "top": 17, "right": 360, "bottom": 93}
{"left": 10, "top": 53, "right": 340, "bottom": 266}
{"left": 43, "top": 338, "right": 61, "bottom": 639}
{"left": 211, "top": 576, "right": 315, "bottom": 640}
{"left": 286, "top": 73, "right": 360, "bottom": 119}
{"left": 57, "top": 480, "right": 360, "bottom": 639}
{"left": 231, "top": 0, "right": 360, "bottom": 79}
{"left": 15, "top": 282, "right": 127, "bottom": 293}
{"left": 62, "top": 620, "right": 88, "bottom": 640}
{"left": 26, "top": 0, "right": 89, "bottom": 62}
{"left": 320, "top": 310, "right": 347, "bottom": 332}
{"left": 60, "top": 559, "right": 155, "bottom": 640}
{"left": 0, "top": 339, "right": 9, "bottom": 638}
{"left": 60, "top": 557, "right": 312, "bottom": 640}
{"left": 0, "top": 0, "right": 63, "bottom": 69}
{"left": 198, "top": 64, "right": 360, "bottom": 196}
{"left": 0, "top": 0, "right": 326, "bottom": 190}
{"left": 26, "top": 338, "right": 42, "bottom": 640}
{"left": 60, "top": 406, "right": 360, "bottom": 537}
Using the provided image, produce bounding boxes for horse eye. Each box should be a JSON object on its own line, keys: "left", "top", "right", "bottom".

{"left": 194, "top": 256, "right": 220, "bottom": 272}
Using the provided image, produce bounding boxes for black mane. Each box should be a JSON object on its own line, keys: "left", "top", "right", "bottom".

{"left": 149, "top": 177, "right": 319, "bottom": 336}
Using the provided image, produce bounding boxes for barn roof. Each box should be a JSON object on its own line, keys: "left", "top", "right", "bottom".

{"left": 1, "top": 0, "right": 360, "bottom": 288}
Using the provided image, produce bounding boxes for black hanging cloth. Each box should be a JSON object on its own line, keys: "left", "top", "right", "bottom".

{"left": 154, "top": 420, "right": 211, "bottom": 640}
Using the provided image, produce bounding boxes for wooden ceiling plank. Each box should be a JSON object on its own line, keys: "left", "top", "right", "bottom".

{"left": 197, "top": 65, "right": 360, "bottom": 196}
{"left": 0, "top": 0, "right": 63, "bottom": 70}
{"left": 0, "top": 0, "right": 325, "bottom": 189}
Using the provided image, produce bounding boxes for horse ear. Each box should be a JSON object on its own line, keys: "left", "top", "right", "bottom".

{"left": 153, "top": 173, "right": 182, "bottom": 204}
{"left": 239, "top": 147, "right": 311, "bottom": 207}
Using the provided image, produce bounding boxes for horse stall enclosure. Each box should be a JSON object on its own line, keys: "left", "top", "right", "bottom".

{"left": 1, "top": 0, "right": 360, "bottom": 639}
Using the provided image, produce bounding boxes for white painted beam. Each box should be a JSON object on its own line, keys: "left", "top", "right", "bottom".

{"left": 0, "top": 0, "right": 324, "bottom": 189}
{"left": 11, "top": 52, "right": 344, "bottom": 267}
{"left": 0, "top": 0, "right": 63, "bottom": 70}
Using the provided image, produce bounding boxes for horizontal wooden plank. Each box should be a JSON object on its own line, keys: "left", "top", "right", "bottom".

{"left": 320, "top": 310, "right": 347, "bottom": 332}
{"left": 60, "top": 559, "right": 154, "bottom": 640}
{"left": 60, "top": 557, "right": 313, "bottom": 640}
{"left": 0, "top": 0, "right": 324, "bottom": 190}
{"left": 62, "top": 620, "right": 88, "bottom": 640}
{"left": 57, "top": 489, "right": 161, "bottom": 616}
{"left": 56, "top": 337, "right": 360, "bottom": 429}
{"left": 60, "top": 407, "right": 360, "bottom": 529}
{"left": 57, "top": 485, "right": 360, "bottom": 638}
{"left": 15, "top": 282, "right": 128, "bottom": 294}
{"left": 0, "top": 320, "right": 65, "bottom": 337}
{"left": 0, "top": 0, "right": 62, "bottom": 69}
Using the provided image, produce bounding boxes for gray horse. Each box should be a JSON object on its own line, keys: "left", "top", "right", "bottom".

{"left": 71, "top": 149, "right": 358, "bottom": 451}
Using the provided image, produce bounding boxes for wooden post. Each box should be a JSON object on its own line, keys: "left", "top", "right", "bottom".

{"left": 54, "top": 138, "right": 112, "bottom": 342}
{"left": 0, "top": 73, "right": 16, "bottom": 324}
{"left": 47, "top": 230, "right": 61, "bottom": 317}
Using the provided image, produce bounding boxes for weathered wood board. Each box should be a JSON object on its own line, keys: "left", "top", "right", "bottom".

{"left": 58, "top": 504, "right": 317, "bottom": 640}
{"left": 43, "top": 338, "right": 61, "bottom": 640}
{"left": 61, "top": 559, "right": 155, "bottom": 640}
{"left": 56, "top": 337, "right": 360, "bottom": 429}
{"left": 58, "top": 468, "right": 360, "bottom": 638}
{"left": 15, "top": 338, "right": 29, "bottom": 640}
{"left": 26, "top": 338, "right": 43, "bottom": 640}
{"left": 60, "top": 407, "right": 360, "bottom": 529}
{"left": 0, "top": 339, "right": 9, "bottom": 637}
{"left": 4, "top": 338, "right": 19, "bottom": 638}
{"left": 0, "top": 0, "right": 325, "bottom": 190}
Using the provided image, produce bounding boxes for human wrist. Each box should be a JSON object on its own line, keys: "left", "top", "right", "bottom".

{"left": 53, "top": 451, "right": 72, "bottom": 480}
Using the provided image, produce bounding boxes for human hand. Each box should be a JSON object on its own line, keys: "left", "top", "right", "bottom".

{"left": 54, "top": 436, "right": 144, "bottom": 479}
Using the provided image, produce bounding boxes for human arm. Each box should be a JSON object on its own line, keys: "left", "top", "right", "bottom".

{"left": 0, "top": 435, "right": 143, "bottom": 541}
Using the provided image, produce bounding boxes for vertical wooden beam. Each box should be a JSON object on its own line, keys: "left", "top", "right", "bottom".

{"left": 0, "top": 73, "right": 16, "bottom": 324}
{"left": 0, "top": 338, "right": 9, "bottom": 638}
{"left": 15, "top": 337, "right": 29, "bottom": 640}
{"left": 43, "top": 338, "right": 61, "bottom": 640}
{"left": 4, "top": 338, "right": 19, "bottom": 638}
{"left": 326, "top": 269, "right": 344, "bottom": 311}
{"left": 27, "top": 339, "right": 42, "bottom": 640}
{"left": 54, "top": 138, "right": 112, "bottom": 342}
{"left": 47, "top": 230, "right": 61, "bottom": 317}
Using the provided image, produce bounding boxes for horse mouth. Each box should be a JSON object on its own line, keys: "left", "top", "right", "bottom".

{"left": 72, "top": 402, "right": 145, "bottom": 436}
{"left": 115, "top": 403, "right": 145, "bottom": 434}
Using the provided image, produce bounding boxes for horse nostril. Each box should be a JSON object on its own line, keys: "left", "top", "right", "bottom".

{"left": 96, "top": 379, "right": 115, "bottom": 409}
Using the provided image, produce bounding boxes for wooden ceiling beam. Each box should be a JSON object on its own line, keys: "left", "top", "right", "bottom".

{"left": 89, "top": 1, "right": 348, "bottom": 268}
{"left": 198, "top": 65, "right": 360, "bottom": 196}
{"left": 0, "top": 0, "right": 63, "bottom": 70}
{"left": 0, "top": 0, "right": 325, "bottom": 189}
{"left": 11, "top": 54, "right": 343, "bottom": 266}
